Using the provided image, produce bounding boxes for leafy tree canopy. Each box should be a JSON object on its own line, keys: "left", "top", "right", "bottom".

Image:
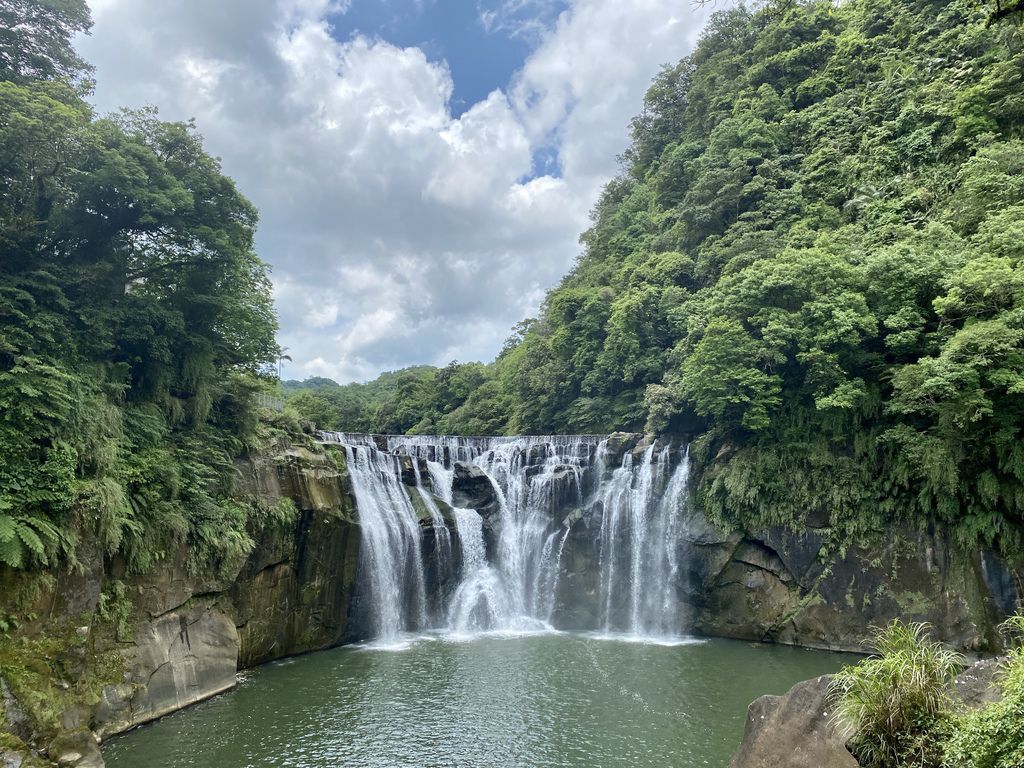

{"left": 0, "top": 0, "right": 282, "bottom": 571}
{"left": 292, "top": 0, "right": 1024, "bottom": 552}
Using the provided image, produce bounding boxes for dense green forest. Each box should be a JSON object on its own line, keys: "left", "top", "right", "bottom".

{"left": 292, "top": 0, "right": 1024, "bottom": 551}
{"left": 0, "top": 0, "right": 289, "bottom": 572}
{"left": 3, "top": 0, "right": 1023, "bottom": 574}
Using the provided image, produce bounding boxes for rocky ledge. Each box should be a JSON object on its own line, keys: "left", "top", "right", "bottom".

{"left": 685, "top": 512, "right": 1022, "bottom": 653}
{"left": 1, "top": 443, "right": 362, "bottom": 768}
{"left": 728, "top": 658, "right": 1005, "bottom": 767}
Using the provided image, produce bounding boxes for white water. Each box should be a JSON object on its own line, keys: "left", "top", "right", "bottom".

{"left": 447, "top": 508, "right": 511, "bottom": 632}
{"left": 341, "top": 443, "right": 428, "bottom": 642}
{"left": 596, "top": 443, "right": 691, "bottom": 638}
{"left": 321, "top": 432, "right": 691, "bottom": 643}
{"left": 411, "top": 459, "right": 453, "bottom": 598}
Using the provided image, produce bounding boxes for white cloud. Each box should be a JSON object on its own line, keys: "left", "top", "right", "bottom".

{"left": 77, "top": 0, "right": 712, "bottom": 382}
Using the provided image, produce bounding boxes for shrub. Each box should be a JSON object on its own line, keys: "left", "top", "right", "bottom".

{"left": 830, "top": 621, "right": 964, "bottom": 767}
{"left": 942, "top": 616, "right": 1024, "bottom": 768}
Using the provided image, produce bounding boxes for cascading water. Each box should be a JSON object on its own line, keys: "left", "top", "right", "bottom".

{"left": 341, "top": 441, "right": 428, "bottom": 643}
{"left": 447, "top": 508, "right": 511, "bottom": 632}
{"left": 598, "top": 444, "right": 691, "bottom": 637}
{"left": 469, "top": 439, "right": 588, "bottom": 628}
{"left": 411, "top": 459, "right": 453, "bottom": 592}
{"left": 320, "top": 432, "right": 692, "bottom": 643}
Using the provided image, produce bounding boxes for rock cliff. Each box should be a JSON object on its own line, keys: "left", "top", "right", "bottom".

{"left": 682, "top": 508, "right": 1021, "bottom": 653}
{"left": 1, "top": 442, "right": 361, "bottom": 768}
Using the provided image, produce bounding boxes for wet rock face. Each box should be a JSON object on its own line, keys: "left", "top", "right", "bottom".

{"left": 397, "top": 455, "right": 428, "bottom": 487}
{"left": 451, "top": 462, "right": 499, "bottom": 516}
{"left": 230, "top": 449, "right": 362, "bottom": 663}
{"left": 687, "top": 506, "right": 1019, "bottom": 652}
{"left": 88, "top": 447, "right": 363, "bottom": 747}
{"left": 229, "top": 507, "right": 361, "bottom": 667}
{"left": 92, "top": 607, "right": 237, "bottom": 738}
{"left": 729, "top": 674, "right": 856, "bottom": 768}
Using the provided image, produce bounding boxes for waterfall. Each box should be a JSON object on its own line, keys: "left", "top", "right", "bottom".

{"left": 426, "top": 460, "right": 454, "bottom": 505}
{"left": 470, "top": 439, "right": 587, "bottom": 627}
{"left": 412, "top": 459, "right": 453, "bottom": 600}
{"left": 342, "top": 443, "right": 428, "bottom": 643}
{"left": 447, "top": 508, "right": 511, "bottom": 632}
{"left": 321, "top": 432, "right": 691, "bottom": 643}
{"left": 649, "top": 446, "right": 690, "bottom": 637}
{"left": 596, "top": 443, "right": 691, "bottom": 638}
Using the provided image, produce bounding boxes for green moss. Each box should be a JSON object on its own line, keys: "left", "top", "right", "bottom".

{"left": 0, "top": 623, "right": 126, "bottom": 744}
{"left": 891, "top": 590, "right": 936, "bottom": 617}
{"left": 0, "top": 732, "right": 50, "bottom": 768}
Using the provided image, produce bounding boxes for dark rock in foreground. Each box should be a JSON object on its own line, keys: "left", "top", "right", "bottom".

{"left": 729, "top": 674, "right": 856, "bottom": 768}
{"left": 730, "top": 657, "right": 1008, "bottom": 767}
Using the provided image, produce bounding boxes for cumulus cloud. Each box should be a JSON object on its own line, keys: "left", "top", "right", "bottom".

{"left": 77, "top": 0, "right": 712, "bottom": 382}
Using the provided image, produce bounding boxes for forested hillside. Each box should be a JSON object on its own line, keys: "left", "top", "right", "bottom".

{"left": 1, "top": 0, "right": 286, "bottom": 573}
{"left": 293, "top": 0, "right": 1024, "bottom": 552}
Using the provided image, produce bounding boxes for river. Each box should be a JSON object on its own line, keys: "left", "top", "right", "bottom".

{"left": 104, "top": 632, "right": 855, "bottom": 767}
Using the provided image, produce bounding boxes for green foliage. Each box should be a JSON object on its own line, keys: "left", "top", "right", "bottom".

{"left": 0, "top": 0, "right": 283, "bottom": 574}
{"left": 830, "top": 621, "right": 965, "bottom": 768}
{"left": 831, "top": 615, "right": 1024, "bottom": 768}
{"left": 679, "top": 318, "right": 782, "bottom": 431}
{"left": 285, "top": 361, "right": 514, "bottom": 436}
{"left": 943, "top": 616, "right": 1024, "bottom": 768}
{"left": 0, "top": 0, "right": 93, "bottom": 83}
{"left": 95, "top": 579, "right": 134, "bottom": 640}
{"left": 299, "top": 0, "right": 1024, "bottom": 554}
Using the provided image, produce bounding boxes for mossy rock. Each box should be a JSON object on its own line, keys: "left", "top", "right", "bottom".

{"left": 406, "top": 486, "right": 454, "bottom": 524}
{"left": 0, "top": 625, "right": 125, "bottom": 750}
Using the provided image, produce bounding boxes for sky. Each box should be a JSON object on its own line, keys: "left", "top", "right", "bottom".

{"left": 76, "top": 0, "right": 715, "bottom": 383}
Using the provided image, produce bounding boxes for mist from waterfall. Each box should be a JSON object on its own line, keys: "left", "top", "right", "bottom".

{"left": 322, "top": 432, "right": 692, "bottom": 643}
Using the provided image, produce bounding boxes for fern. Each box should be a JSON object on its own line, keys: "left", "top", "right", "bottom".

{"left": 0, "top": 512, "right": 62, "bottom": 568}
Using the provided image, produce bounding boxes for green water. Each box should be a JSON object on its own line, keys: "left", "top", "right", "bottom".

{"left": 103, "top": 633, "right": 856, "bottom": 768}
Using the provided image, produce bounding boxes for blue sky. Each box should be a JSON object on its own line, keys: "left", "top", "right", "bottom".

{"left": 329, "top": 0, "right": 571, "bottom": 178}
{"left": 333, "top": 1, "right": 570, "bottom": 117}
{"left": 79, "top": 0, "right": 713, "bottom": 382}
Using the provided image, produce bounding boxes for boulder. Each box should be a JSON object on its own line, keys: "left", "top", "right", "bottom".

{"left": 730, "top": 657, "right": 1010, "bottom": 768}
{"left": 451, "top": 462, "right": 499, "bottom": 516}
{"left": 603, "top": 432, "right": 641, "bottom": 467}
{"left": 954, "top": 656, "right": 1004, "bottom": 709}
{"left": 47, "top": 729, "right": 103, "bottom": 768}
{"left": 729, "top": 674, "right": 856, "bottom": 768}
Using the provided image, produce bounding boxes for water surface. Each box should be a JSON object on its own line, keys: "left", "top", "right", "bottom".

{"left": 104, "top": 633, "right": 855, "bottom": 768}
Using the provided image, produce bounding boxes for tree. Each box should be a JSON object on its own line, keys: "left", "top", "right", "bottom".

{"left": 0, "top": 21, "right": 280, "bottom": 571}
{"left": 0, "top": 0, "right": 92, "bottom": 83}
